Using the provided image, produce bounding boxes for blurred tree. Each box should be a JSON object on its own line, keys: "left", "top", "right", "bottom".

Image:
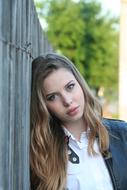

{"left": 80, "top": 1, "right": 119, "bottom": 95}
{"left": 34, "top": 0, "right": 119, "bottom": 98}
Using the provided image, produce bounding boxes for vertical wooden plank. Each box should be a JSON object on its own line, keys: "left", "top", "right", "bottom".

{"left": 0, "top": 0, "right": 11, "bottom": 189}
{"left": 9, "top": 1, "right": 18, "bottom": 189}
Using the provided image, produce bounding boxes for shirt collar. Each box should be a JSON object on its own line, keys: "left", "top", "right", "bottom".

{"left": 63, "top": 126, "right": 90, "bottom": 142}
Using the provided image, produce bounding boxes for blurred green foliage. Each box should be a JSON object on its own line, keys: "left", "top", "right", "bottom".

{"left": 34, "top": 0, "right": 119, "bottom": 99}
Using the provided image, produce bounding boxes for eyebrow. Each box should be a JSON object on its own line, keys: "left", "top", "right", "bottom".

{"left": 46, "top": 92, "right": 57, "bottom": 98}
{"left": 64, "top": 80, "right": 75, "bottom": 88}
{"left": 45, "top": 80, "right": 75, "bottom": 97}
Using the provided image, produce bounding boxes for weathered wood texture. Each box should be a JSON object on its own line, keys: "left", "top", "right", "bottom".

{"left": 0, "top": 0, "right": 53, "bottom": 189}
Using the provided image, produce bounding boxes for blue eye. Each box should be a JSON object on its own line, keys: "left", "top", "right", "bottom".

{"left": 67, "top": 83, "right": 75, "bottom": 90}
{"left": 46, "top": 94, "right": 56, "bottom": 101}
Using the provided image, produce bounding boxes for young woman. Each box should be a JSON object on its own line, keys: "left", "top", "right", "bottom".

{"left": 30, "top": 53, "right": 127, "bottom": 190}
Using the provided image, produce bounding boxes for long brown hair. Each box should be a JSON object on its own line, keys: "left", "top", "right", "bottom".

{"left": 30, "top": 53, "right": 109, "bottom": 190}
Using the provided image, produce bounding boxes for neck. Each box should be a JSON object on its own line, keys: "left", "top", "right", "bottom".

{"left": 63, "top": 119, "right": 87, "bottom": 141}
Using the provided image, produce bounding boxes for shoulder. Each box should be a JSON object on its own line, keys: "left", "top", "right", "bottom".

{"left": 102, "top": 118, "right": 127, "bottom": 140}
{"left": 102, "top": 118, "right": 127, "bottom": 129}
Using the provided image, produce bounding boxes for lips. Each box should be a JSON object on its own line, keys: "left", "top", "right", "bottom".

{"left": 67, "top": 106, "right": 79, "bottom": 116}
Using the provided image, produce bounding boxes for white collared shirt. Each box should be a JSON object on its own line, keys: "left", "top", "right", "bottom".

{"left": 64, "top": 128, "right": 113, "bottom": 190}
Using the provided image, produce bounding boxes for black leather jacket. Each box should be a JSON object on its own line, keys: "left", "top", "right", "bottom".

{"left": 103, "top": 118, "right": 127, "bottom": 190}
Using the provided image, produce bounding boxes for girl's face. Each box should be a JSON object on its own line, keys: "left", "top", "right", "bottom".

{"left": 43, "top": 68, "right": 85, "bottom": 125}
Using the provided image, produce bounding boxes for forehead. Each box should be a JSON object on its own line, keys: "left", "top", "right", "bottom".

{"left": 43, "top": 68, "right": 76, "bottom": 93}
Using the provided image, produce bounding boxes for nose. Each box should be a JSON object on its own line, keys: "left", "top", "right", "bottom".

{"left": 61, "top": 93, "right": 72, "bottom": 107}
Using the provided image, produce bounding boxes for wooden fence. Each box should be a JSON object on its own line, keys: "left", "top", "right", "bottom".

{"left": 0, "top": 0, "right": 53, "bottom": 189}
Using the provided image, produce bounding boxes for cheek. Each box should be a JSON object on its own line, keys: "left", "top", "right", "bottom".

{"left": 46, "top": 103, "right": 62, "bottom": 115}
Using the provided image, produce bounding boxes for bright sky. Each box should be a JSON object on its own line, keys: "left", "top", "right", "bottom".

{"left": 97, "top": 0, "right": 120, "bottom": 17}
{"left": 73, "top": 0, "right": 121, "bottom": 17}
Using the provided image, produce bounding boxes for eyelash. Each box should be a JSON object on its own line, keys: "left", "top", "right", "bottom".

{"left": 67, "top": 83, "right": 75, "bottom": 90}
{"left": 47, "top": 94, "right": 56, "bottom": 101}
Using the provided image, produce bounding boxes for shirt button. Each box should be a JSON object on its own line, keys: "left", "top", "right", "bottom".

{"left": 72, "top": 157, "right": 77, "bottom": 162}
